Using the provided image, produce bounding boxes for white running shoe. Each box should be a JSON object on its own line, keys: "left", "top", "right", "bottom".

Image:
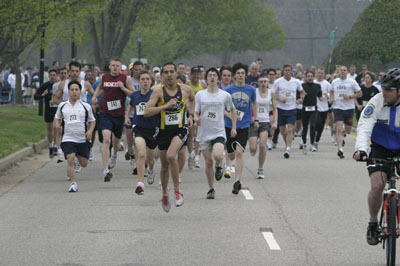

{"left": 57, "top": 149, "right": 64, "bottom": 163}
{"left": 147, "top": 169, "right": 155, "bottom": 184}
{"left": 224, "top": 166, "right": 231, "bottom": 178}
{"left": 174, "top": 189, "right": 184, "bottom": 207}
{"left": 135, "top": 182, "right": 144, "bottom": 195}
{"left": 194, "top": 155, "right": 200, "bottom": 168}
{"left": 109, "top": 154, "right": 117, "bottom": 169}
{"left": 74, "top": 157, "right": 81, "bottom": 173}
{"left": 257, "top": 168, "right": 264, "bottom": 179}
{"left": 69, "top": 182, "right": 78, "bottom": 192}
{"left": 89, "top": 148, "right": 93, "bottom": 161}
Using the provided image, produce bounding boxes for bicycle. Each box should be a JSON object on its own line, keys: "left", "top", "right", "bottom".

{"left": 367, "top": 156, "right": 400, "bottom": 266}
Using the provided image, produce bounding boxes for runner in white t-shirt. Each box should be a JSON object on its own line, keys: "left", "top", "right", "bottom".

{"left": 272, "top": 64, "right": 304, "bottom": 158}
{"left": 195, "top": 67, "right": 237, "bottom": 199}
{"left": 329, "top": 65, "right": 362, "bottom": 158}
{"left": 248, "top": 74, "right": 277, "bottom": 179}
{"left": 54, "top": 80, "right": 96, "bottom": 192}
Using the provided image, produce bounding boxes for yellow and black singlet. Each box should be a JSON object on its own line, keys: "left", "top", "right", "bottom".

{"left": 158, "top": 85, "right": 187, "bottom": 130}
{"left": 188, "top": 81, "right": 204, "bottom": 95}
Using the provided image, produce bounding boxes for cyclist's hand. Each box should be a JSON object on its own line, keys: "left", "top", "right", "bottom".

{"left": 353, "top": 150, "right": 368, "bottom": 161}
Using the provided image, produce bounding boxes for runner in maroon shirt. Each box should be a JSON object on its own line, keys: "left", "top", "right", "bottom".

{"left": 92, "top": 57, "right": 135, "bottom": 182}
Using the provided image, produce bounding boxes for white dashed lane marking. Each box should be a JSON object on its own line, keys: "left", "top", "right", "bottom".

{"left": 260, "top": 228, "right": 281, "bottom": 251}
{"left": 240, "top": 188, "right": 254, "bottom": 200}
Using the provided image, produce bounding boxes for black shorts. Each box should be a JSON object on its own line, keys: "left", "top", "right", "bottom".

{"left": 45, "top": 107, "right": 57, "bottom": 123}
{"left": 157, "top": 127, "right": 189, "bottom": 151}
{"left": 333, "top": 109, "right": 354, "bottom": 126}
{"left": 61, "top": 141, "right": 90, "bottom": 159}
{"left": 99, "top": 112, "right": 124, "bottom": 139}
{"left": 296, "top": 108, "right": 302, "bottom": 120}
{"left": 225, "top": 127, "right": 248, "bottom": 154}
{"left": 367, "top": 143, "right": 400, "bottom": 176}
{"left": 134, "top": 126, "right": 158, "bottom": 150}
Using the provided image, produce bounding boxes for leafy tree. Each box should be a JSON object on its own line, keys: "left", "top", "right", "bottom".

{"left": 338, "top": 0, "right": 400, "bottom": 70}
{"left": 127, "top": 0, "right": 286, "bottom": 65}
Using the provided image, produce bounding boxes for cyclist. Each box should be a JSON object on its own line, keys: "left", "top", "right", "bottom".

{"left": 353, "top": 68, "right": 400, "bottom": 245}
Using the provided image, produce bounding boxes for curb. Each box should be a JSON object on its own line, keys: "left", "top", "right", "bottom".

{"left": 0, "top": 138, "right": 48, "bottom": 172}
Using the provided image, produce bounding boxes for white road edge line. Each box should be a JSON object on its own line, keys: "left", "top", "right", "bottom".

{"left": 262, "top": 232, "right": 281, "bottom": 250}
{"left": 240, "top": 189, "right": 254, "bottom": 200}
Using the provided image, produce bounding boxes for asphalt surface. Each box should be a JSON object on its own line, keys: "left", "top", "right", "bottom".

{"left": 0, "top": 130, "right": 393, "bottom": 266}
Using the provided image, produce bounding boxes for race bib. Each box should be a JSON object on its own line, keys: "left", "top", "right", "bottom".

{"left": 107, "top": 100, "right": 121, "bottom": 111}
{"left": 165, "top": 113, "right": 181, "bottom": 125}
{"left": 285, "top": 92, "right": 292, "bottom": 98}
{"left": 236, "top": 110, "right": 244, "bottom": 121}
{"left": 362, "top": 100, "right": 368, "bottom": 107}
{"left": 258, "top": 106, "right": 267, "bottom": 114}
{"left": 67, "top": 114, "right": 80, "bottom": 124}
{"left": 305, "top": 106, "right": 316, "bottom": 112}
{"left": 135, "top": 103, "right": 146, "bottom": 116}
{"left": 336, "top": 93, "right": 344, "bottom": 100}
{"left": 205, "top": 111, "right": 218, "bottom": 121}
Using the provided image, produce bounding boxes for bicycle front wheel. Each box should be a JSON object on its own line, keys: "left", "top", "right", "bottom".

{"left": 386, "top": 195, "right": 397, "bottom": 266}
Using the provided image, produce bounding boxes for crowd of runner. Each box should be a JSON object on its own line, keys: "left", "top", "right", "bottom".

{"left": 7, "top": 58, "right": 385, "bottom": 212}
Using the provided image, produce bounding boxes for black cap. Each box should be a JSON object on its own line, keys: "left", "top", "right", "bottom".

{"left": 191, "top": 67, "right": 201, "bottom": 73}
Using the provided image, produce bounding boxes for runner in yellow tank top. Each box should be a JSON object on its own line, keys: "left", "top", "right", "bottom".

{"left": 187, "top": 66, "right": 206, "bottom": 168}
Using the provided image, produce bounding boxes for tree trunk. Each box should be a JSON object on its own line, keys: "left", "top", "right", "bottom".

{"left": 13, "top": 60, "right": 23, "bottom": 104}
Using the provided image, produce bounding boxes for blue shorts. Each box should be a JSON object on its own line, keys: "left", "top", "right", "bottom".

{"left": 278, "top": 108, "right": 297, "bottom": 126}
{"left": 99, "top": 112, "right": 124, "bottom": 139}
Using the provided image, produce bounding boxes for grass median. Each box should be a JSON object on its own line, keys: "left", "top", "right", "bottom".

{"left": 0, "top": 104, "right": 47, "bottom": 159}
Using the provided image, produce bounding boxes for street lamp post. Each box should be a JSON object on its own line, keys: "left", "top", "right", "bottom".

{"left": 137, "top": 33, "right": 143, "bottom": 61}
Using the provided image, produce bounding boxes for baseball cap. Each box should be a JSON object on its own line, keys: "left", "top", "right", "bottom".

{"left": 152, "top": 67, "right": 161, "bottom": 73}
{"left": 191, "top": 66, "right": 201, "bottom": 73}
{"left": 121, "top": 65, "right": 127, "bottom": 71}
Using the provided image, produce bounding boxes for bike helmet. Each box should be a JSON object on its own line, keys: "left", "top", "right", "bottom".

{"left": 379, "top": 68, "right": 400, "bottom": 90}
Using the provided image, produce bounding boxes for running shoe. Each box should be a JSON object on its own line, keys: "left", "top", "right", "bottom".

{"left": 147, "top": 169, "right": 155, "bottom": 184}
{"left": 310, "top": 145, "right": 317, "bottom": 152}
{"left": 135, "top": 182, "right": 144, "bottom": 195}
{"left": 69, "top": 182, "right": 78, "bottom": 192}
{"left": 215, "top": 165, "right": 223, "bottom": 181}
{"left": 161, "top": 194, "right": 171, "bottom": 212}
{"left": 49, "top": 147, "right": 54, "bottom": 159}
{"left": 302, "top": 145, "right": 307, "bottom": 155}
{"left": 52, "top": 146, "right": 58, "bottom": 158}
{"left": 206, "top": 188, "right": 215, "bottom": 199}
{"left": 89, "top": 148, "right": 93, "bottom": 161}
{"left": 188, "top": 155, "right": 193, "bottom": 170}
{"left": 125, "top": 150, "right": 130, "bottom": 160}
{"left": 104, "top": 170, "right": 113, "bottom": 182}
{"left": 337, "top": 150, "right": 344, "bottom": 159}
{"left": 232, "top": 180, "right": 241, "bottom": 195}
{"left": 119, "top": 142, "right": 125, "bottom": 151}
{"left": 108, "top": 154, "right": 117, "bottom": 169}
{"left": 272, "top": 142, "right": 277, "bottom": 149}
{"left": 257, "top": 168, "right": 264, "bottom": 179}
{"left": 284, "top": 151, "right": 290, "bottom": 159}
{"left": 224, "top": 167, "right": 231, "bottom": 179}
{"left": 194, "top": 156, "right": 200, "bottom": 168}
{"left": 314, "top": 142, "right": 319, "bottom": 151}
{"left": 57, "top": 149, "right": 64, "bottom": 163}
{"left": 74, "top": 157, "right": 81, "bottom": 173}
{"left": 174, "top": 189, "right": 184, "bottom": 207}
{"left": 267, "top": 141, "right": 272, "bottom": 150}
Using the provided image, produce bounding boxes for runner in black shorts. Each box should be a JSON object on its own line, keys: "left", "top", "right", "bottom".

{"left": 33, "top": 69, "right": 59, "bottom": 158}
{"left": 144, "top": 62, "right": 195, "bottom": 212}
{"left": 125, "top": 70, "right": 159, "bottom": 195}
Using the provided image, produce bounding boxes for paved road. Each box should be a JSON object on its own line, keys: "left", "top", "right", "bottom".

{"left": 0, "top": 131, "right": 391, "bottom": 266}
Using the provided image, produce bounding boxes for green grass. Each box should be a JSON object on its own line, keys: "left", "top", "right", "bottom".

{"left": 0, "top": 104, "right": 47, "bottom": 159}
